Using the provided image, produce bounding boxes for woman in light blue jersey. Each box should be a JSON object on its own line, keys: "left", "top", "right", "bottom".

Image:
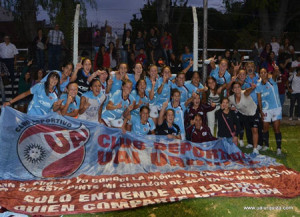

{"left": 256, "top": 67, "right": 282, "bottom": 155}
{"left": 4, "top": 71, "right": 62, "bottom": 115}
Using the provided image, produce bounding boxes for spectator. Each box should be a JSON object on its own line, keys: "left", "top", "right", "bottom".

{"left": 261, "top": 51, "right": 276, "bottom": 73}
{"left": 0, "top": 62, "right": 9, "bottom": 105}
{"left": 108, "top": 42, "right": 118, "bottom": 70}
{"left": 32, "top": 28, "right": 46, "bottom": 70}
{"left": 93, "top": 29, "right": 104, "bottom": 53}
{"left": 270, "top": 36, "right": 280, "bottom": 57}
{"left": 121, "top": 24, "right": 132, "bottom": 63}
{"left": 104, "top": 25, "right": 119, "bottom": 49}
{"left": 260, "top": 43, "right": 272, "bottom": 67}
{"left": 31, "top": 68, "right": 45, "bottom": 86}
{"left": 135, "top": 48, "right": 147, "bottom": 65}
{"left": 169, "top": 53, "right": 182, "bottom": 75}
{"left": 16, "top": 60, "right": 33, "bottom": 113}
{"left": 46, "top": 24, "right": 65, "bottom": 70}
{"left": 94, "top": 44, "right": 110, "bottom": 71}
{"left": 180, "top": 45, "right": 193, "bottom": 80}
{"left": 133, "top": 30, "right": 145, "bottom": 56}
{"left": 160, "top": 30, "right": 173, "bottom": 65}
{"left": 281, "top": 38, "right": 294, "bottom": 55}
{"left": 223, "top": 49, "right": 232, "bottom": 67}
{"left": 255, "top": 38, "right": 265, "bottom": 56}
{"left": 0, "top": 35, "right": 18, "bottom": 96}
{"left": 231, "top": 49, "right": 241, "bottom": 65}
{"left": 147, "top": 27, "right": 161, "bottom": 65}
{"left": 288, "top": 67, "right": 300, "bottom": 121}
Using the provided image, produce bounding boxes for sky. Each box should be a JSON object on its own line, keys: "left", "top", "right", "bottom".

{"left": 37, "top": 0, "right": 225, "bottom": 32}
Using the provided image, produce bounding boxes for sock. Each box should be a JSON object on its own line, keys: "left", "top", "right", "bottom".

{"left": 275, "top": 132, "right": 282, "bottom": 149}
{"left": 263, "top": 132, "right": 269, "bottom": 147}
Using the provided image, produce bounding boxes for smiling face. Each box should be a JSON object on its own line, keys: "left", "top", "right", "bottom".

{"left": 193, "top": 94, "right": 201, "bottom": 106}
{"left": 176, "top": 73, "right": 185, "bottom": 87}
{"left": 140, "top": 107, "right": 150, "bottom": 123}
{"left": 68, "top": 83, "right": 78, "bottom": 98}
{"left": 219, "top": 60, "right": 228, "bottom": 74}
{"left": 166, "top": 109, "right": 175, "bottom": 124}
{"left": 148, "top": 65, "right": 158, "bottom": 79}
{"left": 172, "top": 91, "right": 181, "bottom": 103}
{"left": 232, "top": 83, "right": 242, "bottom": 95}
{"left": 207, "top": 78, "right": 216, "bottom": 90}
{"left": 246, "top": 63, "right": 255, "bottom": 74}
{"left": 259, "top": 68, "right": 268, "bottom": 81}
{"left": 119, "top": 63, "right": 128, "bottom": 75}
{"left": 221, "top": 98, "right": 229, "bottom": 110}
{"left": 194, "top": 115, "right": 202, "bottom": 130}
{"left": 191, "top": 72, "right": 200, "bottom": 86}
{"left": 238, "top": 70, "right": 246, "bottom": 82}
{"left": 122, "top": 82, "right": 132, "bottom": 97}
{"left": 99, "top": 71, "right": 108, "bottom": 83}
{"left": 134, "top": 63, "right": 143, "bottom": 75}
{"left": 62, "top": 64, "right": 73, "bottom": 77}
{"left": 137, "top": 80, "right": 146, "bottom": 94}
{"left": 49, "top": 75, "right": 59, "bottom": 90}
{"left": 162, "top": 66, "right": 171, "bottom": 79}
{"left": 83, "top": 59, "right": 92, "bottom": 73}
{"left": 90, "top": 80, "right": 101, "bottom": 96}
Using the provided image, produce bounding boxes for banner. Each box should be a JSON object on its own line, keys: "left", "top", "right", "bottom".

{"left": 0, "top": 107, "right": 300, "bottom": 216}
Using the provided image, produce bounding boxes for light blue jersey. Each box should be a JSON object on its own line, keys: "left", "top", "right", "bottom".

{"left": 110, "top": 73, "right": 123, "bottom": 93}
{"left": 184, "top": 81, "right": 204, "bottom": 99}
{"left": 145, "top": 77, "right": 158, "bottom": 104}
{"left": 171, "top": 83, "right": 189, "bottom": 103}
{"left": 60, "top": 93, "right": 80, "bottom": 114}
{"left": 128, "top": 74, "right": 139, "bottom": 90}
{"left": 210, "top": 66, "right": 231, "bottom": 85}
{"left": 255, "top": 78, "right": 281, "bottom": 110}
{"left": 41, "top": 71, "right": 69, "bottom": 92}
{"left": 27, "top": 82, "right": 59, "bottom": 116}
{"left": 167, "top": 102, "right": 186, "bottom": 137}
{"left": 102, "top": 90, "right": 135, "bottom": 120}
{"left": 245, "top": 73, "right": 260, "bottom": 105}
{"left": 156, "top": 77, "right": 172, "bottom": 106}
{"left": 130, "top": 90, "right": 150, "bottom": 117}
{"left": 131, "top": 115, "right": 155, "bottom": 136}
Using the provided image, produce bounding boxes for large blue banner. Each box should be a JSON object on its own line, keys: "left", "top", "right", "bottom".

{"left": 0, "top": 107, "right": 278, "bottom": 180}
{"left": 0, "top": 107, "right": 300, "bottom": 216}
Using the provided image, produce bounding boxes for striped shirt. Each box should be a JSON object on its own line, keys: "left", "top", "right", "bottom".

{"left": 47, "top": 30, "right": 64, "bottom": 45}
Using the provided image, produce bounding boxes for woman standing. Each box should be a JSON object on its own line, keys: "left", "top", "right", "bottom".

{"left": 33, "top": 28, "right": 46, "bottom": 69}
{"left": 256, "top": 67, "right": 282, "bottom": 155}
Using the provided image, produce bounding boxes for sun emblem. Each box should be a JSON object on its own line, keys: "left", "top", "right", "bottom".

{"left": 24, "top": 143, "right": 47, "bottom": 164}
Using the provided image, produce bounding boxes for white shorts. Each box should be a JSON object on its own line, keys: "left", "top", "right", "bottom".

{"left": 150, "top": 104, "right": 159, "bottom": 118}
{"left": 262, "top": 107, "right": 282, "bottom": 122}
{"left": 102, "top": 118, "right": 124, "bottom": 128}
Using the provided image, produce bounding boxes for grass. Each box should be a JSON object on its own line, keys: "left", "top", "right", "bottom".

{"left": 66, "top": 124, "right": 300, "bottom": 217}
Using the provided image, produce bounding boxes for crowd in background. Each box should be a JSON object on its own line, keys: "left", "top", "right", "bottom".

{"left": 0, "top": 23, "right": 300, "bottom": 158}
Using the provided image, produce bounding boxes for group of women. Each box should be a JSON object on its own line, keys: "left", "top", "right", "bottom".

{"left": 3, "top": 57, "right": 283, "bottom": 156}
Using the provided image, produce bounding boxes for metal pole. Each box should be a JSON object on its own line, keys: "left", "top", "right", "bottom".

{"left": 73, "top": 4, "right": 80, "bottom": 67}
{"left": 203, "top": 0, "right": 208, "bottom": 83}
{"left": 192, "top": 7, "right": 198, "bottom": 72}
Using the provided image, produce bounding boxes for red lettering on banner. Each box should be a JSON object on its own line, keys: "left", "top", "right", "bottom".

{"left": 151, "top": 152, "right": 168, "bottom": 166}
{"left": 168, "top": 143, "right": 179, "bottom": 154}
{"left": 133, "top": 141, "right": 145, "bottom": 150}
{"left": 168, "top": 156, "right": 184, "bottom": 167}
{"left": 98, "top": 134, "right": 110, "bottom": 148}
{"left": 192, "top": 147, "right": 204, "bottom": 158}
{"left": 154, "top": 142, "right": 167, "bottom": 151}
{"left": 120, "top": 138, "right": 131, "bottom": 148}
{"left": 44, "top": 133, "right": 70, "bottom": 154}
{"left": 114, "top": 150, "right": 131, "bottom": 164}
{"left": 98, "top": 151, "right": 112, "bottom": 165}
{"left": 180, "top": 142, "right": 191, "bottom": 154}
{"left": 132, "top": 151, "right": 140, "bottom": 164}
{"left": 70, "top": 130, "right": 88, "bottom": 148}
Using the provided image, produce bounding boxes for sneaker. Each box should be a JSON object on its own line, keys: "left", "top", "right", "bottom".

{"left": 289, "top": 117, "right": 293, "bottom": 121}
{"left": 257, "top": 145, "right": 262, "bottom": 150}
{"left": 277, "top": 148, "right": 282, "bottom": 156}
{"left": 245, "top": 144, "right": 253, "bottom": 148}
{"left": 261, "top": 146, "right": 269, "bottom": 151}
{"left": 239, "top": 140, "right": 244, "bottom": 147}
{"left": 253, "top": 148, "right": 259, "bottom": 155}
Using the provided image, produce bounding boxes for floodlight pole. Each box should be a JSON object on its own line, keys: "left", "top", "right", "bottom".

{"left": 203, "top": 0, "right": 208, "bottom": 83}
{"left": 192, "top": 7, "right": 198, "bottom": 72}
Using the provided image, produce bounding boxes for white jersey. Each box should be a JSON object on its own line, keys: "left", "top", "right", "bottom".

{"left": 229, "top": 91, "right": 257, "bottom": 116}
